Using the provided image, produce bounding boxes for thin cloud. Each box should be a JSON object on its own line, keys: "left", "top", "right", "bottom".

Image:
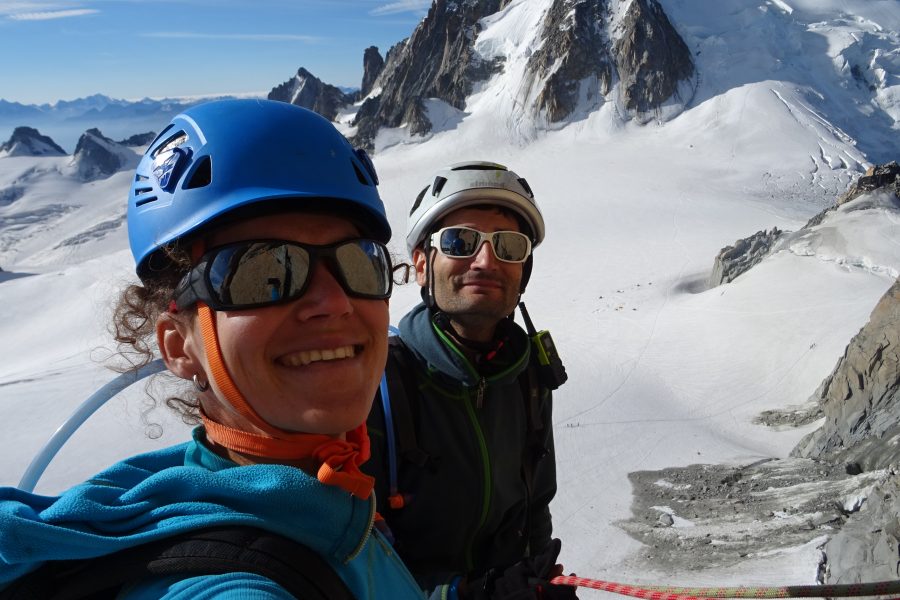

{"left": 8, "top": 8, "right": 98, "bottom": 20}
{"left": 142, "top": 31, "right": 319, "bottom": 42}
{"left": 370, "top": 0, "right": 430, "bottom": 16}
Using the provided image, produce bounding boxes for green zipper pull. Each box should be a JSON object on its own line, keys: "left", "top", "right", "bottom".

{"left": 476, "top": 377, "right": 486, "bottom": 408}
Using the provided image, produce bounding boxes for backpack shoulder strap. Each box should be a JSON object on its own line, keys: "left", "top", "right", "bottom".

{"left": 0, "top": 526, "right": 355, "bottom": 600}
{"left": 519, "top": 357, "right": 545, "bottom": 440}
{"left": 386, "top": 337, "right": 428, "bottom": 467}
{"left": 518, "top": 358, "right": 551, "bottom": 553}
{"left": 381, "top": 337, "right": 430, "bottom": 509}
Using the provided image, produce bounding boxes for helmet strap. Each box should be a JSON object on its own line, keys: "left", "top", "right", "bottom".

{"left": 520, "top": 254, "right": 534, "bottom": 293}
{"left": 421, "top": 242, "right": 439, "bottom": 310}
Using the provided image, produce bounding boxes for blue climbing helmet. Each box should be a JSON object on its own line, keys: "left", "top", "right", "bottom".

{"left": 127, "top": 98, "right": 388, "bottom": 278}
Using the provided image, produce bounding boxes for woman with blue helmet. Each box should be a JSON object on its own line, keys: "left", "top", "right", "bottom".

{"left": 0, "top": 99, "right": 426, "bottom": 599}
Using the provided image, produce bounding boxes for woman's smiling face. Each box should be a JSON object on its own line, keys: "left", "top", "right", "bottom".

{"left": 189, "top": 211, "right": 389, "bottom": 436}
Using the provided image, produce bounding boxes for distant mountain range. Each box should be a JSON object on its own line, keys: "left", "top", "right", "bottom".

{"left": 0, "top": 95, "right": 245, "bottom": 154}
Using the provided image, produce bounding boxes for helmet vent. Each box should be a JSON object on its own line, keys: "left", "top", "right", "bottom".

{"left": 135, "top": 195, "right": 158, "bottom": 207}
{"left": 152, "top": 131, "right": 188, "bottom": 159}
{"left": 184, "top": 156, "right": 212, "bottom": 189}
{"left": 431, "top": 176, "right": 447, "bottom": 197}
{"left": 410, "top": 186, "right": 428, "bottom": 216}
{"left": 517, "top": 177, "right": 534, "bottom": 198}
{"left": 147, "top": 124, "right": 174, "bottom": 152}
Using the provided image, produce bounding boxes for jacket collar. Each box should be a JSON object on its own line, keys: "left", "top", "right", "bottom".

{"left": 398, "top": 302, "right": 530, "bottom": 387}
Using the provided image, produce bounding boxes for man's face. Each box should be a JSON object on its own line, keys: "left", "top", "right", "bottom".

{"left": 413, "top": 206, "right": 526, "bottom": 326}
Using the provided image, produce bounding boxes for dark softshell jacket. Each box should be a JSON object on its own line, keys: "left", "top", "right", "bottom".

{"left": 365, "top": 303, "right": 558, "bottom": 593}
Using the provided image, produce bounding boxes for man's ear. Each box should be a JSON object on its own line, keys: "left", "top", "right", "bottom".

{"left": 412, "top": 247, "right": 429, "bottom": 287}
{"left": 156, "top": 312, "right": 203, "bottom": 381}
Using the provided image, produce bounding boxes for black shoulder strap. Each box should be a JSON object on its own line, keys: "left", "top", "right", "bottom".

{"left": 386, "top": 337, "right": 429, "bottom": 469}
{"left": 0, "top": 526, "right": 355, "bottom": 600}
{"left": 519, "top": 357, "right": 545, "bottom": 440}
{"left": 519, "top": 358, "right": 550, "bottom": 554}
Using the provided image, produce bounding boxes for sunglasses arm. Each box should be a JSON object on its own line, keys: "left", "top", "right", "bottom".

{"left": 173, "top": 262, "right": 212, "bottom": 311}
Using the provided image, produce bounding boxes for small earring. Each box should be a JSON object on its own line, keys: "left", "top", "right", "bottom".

{"left": 193, "top": 374, "right": 210, "bottom": 392}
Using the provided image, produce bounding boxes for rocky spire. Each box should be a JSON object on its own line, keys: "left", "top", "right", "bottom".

{"left": 360, "top": 46, "right": 385, "bottom": 98}
{"left": 351, "top": 0, "right": 506, "bottom": 149}
{"left": 267, "top": 67, "right": 352, "bottom": 121}
{"left": 613, "top": 0, "right": 694, "bottom": 113}
{"left": 70, "top": 128, "right": 138, "bottom": 181}
{"left": 526, "top": 0, "right": 613, "bottom": 122}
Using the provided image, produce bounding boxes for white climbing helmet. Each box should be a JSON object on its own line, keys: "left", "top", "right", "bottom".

{"left": 405, "top": 161, "right": 545, "bottom": 257}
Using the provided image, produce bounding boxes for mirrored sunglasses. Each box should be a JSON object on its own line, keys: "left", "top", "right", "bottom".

{"left": 431, "top": 226, "right": 532, "bottom": 263}
{"left": 174, "top": 238, "right": 393, "bottom": 311}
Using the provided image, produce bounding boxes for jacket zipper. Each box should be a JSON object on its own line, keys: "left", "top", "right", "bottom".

{"left": 462, "top": 391, "right": 492, "bottom": 571}
{"left": 476, "top": 377, "right": 486, "bottom": 408}
{"left": 343, "top": 492, "right": 377, "bottom": 564}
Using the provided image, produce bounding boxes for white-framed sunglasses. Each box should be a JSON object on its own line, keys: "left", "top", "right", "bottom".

{"left": 430, "top": 226, "right": 532, "bottom": 264}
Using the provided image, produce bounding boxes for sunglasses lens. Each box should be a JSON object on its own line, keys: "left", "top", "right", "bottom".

{"left": 207, "top": 242, "right": 310, "bottom": 307}
{"left": 492, "top": 232, "right": 530, "bottom": 262}
{"left": 335, "top": 240, "right": 393, "bottom": 297}
{"left": 439, "top": 228, "right": 480, "bottom": 257}
{"left": 437, "top": 227, "right": 530, "bottom": 263}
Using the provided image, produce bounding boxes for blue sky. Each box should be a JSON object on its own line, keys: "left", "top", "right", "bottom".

{"left": 0, "top": 0, "right": 431, "bottom": 105}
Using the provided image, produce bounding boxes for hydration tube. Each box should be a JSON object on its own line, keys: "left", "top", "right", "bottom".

{"left": 379, "top": 325, "right": 402, "bottom": 505}
{"left": 17, "top": 358, "right": 167, "bottom": 492}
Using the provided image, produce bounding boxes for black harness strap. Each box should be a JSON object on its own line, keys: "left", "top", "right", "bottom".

{"left": 0, "top": 526, "right": 355, "bottom": 600}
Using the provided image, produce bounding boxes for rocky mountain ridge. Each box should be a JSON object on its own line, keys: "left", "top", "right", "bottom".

{"left": 0, "top": 127, "right": 66, "bottom": 158}
{"left": 270, "top": 0, "right": 696, "bottom": 149}
{"left": 70, "top": 128, "right": 139, "bottom": 182}
{"left": 267, "top": 67, "right": 352, "bottom": 122}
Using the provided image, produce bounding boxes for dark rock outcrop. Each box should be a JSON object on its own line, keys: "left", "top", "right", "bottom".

{"left": 526, "top": 0, "right": 613, "bottom": 122}
{"left": 792, "top": 280, "right": 900, "bottom": 470}
{"left": 268, "top": 67, "right": 352, "bottom": 121}
{"left": 709, "top": 228, "right": 782, "bottom": 287}
{"left": 117, "top": 131, "right": 156, "bottom": 147}
{"left": 360, "top": 46, "right": 385, "bottom": 98}
{"left": 351, "top": 0, "right": 506, "bottom": 149}
{"left": 70, "top": 128, "right": 139, "bottom": 182}
{"left": 0, "top": 126, "right": 66, "bottom": 157}
{"left": 613, "top": 0, "right": 694, "bottom": 113}
{"left": 712, "top": 161, "right": 899, "bottom": 287}
{"left": 526, "top": 0, "right": 694, "bottom": 124}
{"left": 789, "top": 279, "right": 900, "bottom": 584}
{"left": 805, "top": 162, "right": 900, "bottom": 228}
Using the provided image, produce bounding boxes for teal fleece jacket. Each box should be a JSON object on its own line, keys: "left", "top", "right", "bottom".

{"left": 365, "top": 303, "right": 558, "bottom": 594}
{"left": 0, "top": 427, "right": 425, "bottom": 599}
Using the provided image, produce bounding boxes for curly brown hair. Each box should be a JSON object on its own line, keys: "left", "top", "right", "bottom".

{"left": 111, "top": 244, "right": 201, "bottom": 424}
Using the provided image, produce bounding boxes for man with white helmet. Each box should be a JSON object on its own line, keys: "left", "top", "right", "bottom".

{"left": 365, "top": 162, "right": 574, "bottom": 600}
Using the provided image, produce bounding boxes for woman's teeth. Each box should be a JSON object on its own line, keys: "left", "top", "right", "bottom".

{"left": 282, "top": 345, "right": 356, "bottom": 366}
